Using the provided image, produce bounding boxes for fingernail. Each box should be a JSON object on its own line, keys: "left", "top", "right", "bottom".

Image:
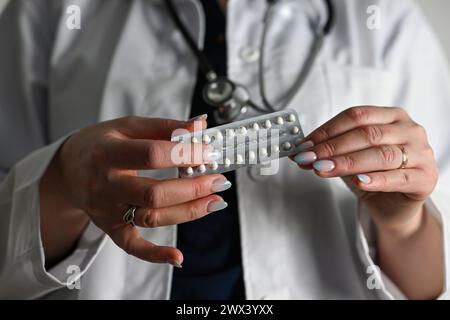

{"left": 169, "top": 260, "right": 183, "bottom": 268}
{"left": 211, "top": 178, "right": 232, "bottom": 192}
{"left": 189, "top": 114, "right": 208, "bottom": 122}
{"left": 294, "top": 151, "right": 317, "bottom": 165}
{"left": 204, "top": 150, "right": 222, "bottom": 162}
{"left": 357, "top": 174, "right": 371, "bottom": 184}
{"left": 296, "top": 140, "right": 314, "bottom": 152}
{"left": 207, "top": 200, "right": 228, "bottom": 213}
{"left": 313, "top": 160, "right": 335, "bottom": 172}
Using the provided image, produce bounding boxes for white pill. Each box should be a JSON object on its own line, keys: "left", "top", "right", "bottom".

{"left": 282, "top": 142, "right": 292, "bottom": 151}
{"left": 252, "top": 123, "right": 260, "bottom": 131}
{"left": 272, "top": 145, "right": 280, "bottom": 153}
{"left": 276, "top": 116, "right": 284, "bottom": 125}
{"left": 290, "top": 126, "right": 300, "bottom": 134}
{"left": 209, "top": 161, "right": 219, "bottom": 170}
{"left": 260, "top": 147, "right": 268, "bottom": 157}
{"left": 248, "top": 151, "right": 256, "bottom": 162}
{"left": 236, "top": 154, "right": 244, "bottom": 164}
{"left": 224, "top": 158, "right": 231, "bottom": 167}
{"left": 198, "top": 164, "right": 206, "bottom": 173}
{"left": 215, "top": 131, "right": 223, "bottom": 141}
{"left": 287, "top": 114, "right": 296, "bottom": 122}
{"left": 202, "top": 134, "right": 211, "bottom": 144}
{"left": 191, "top": 136, "right": 199, "bottom": 143}
{"left": 186, "top": 167, "right": 194, "bottom": 176}
{"left": 264, "top": 120, "right": 272, "bottom": 128}
{"left": 237, "top": 126, "right": 247, "bottom": 135}
{"left": 226, "top": 129, "right": 235, "bottom": 138}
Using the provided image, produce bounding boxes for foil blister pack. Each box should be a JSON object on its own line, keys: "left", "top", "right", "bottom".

{"left": 172, "top": 109, "right": 305, "bottom": 178}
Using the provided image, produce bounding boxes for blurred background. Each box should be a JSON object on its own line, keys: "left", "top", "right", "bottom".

{"left": 0, "top": 0, "right": 449, "bottom": 68}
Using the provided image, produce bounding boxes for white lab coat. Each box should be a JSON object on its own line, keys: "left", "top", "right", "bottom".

{"left": 1, "top": 0, "right": 450, "bottom": 300}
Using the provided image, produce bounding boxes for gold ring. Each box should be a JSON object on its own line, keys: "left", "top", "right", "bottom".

{"left": 399, "top": 145, "right": 408, "bottom": 169}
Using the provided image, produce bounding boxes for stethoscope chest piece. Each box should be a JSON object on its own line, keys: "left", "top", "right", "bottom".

{"left": 203, "top": 78, "right": 251, "bottom": 124}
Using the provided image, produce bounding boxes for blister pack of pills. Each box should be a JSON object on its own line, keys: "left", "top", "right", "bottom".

{"left": 172, "top": 109, "right": 305, "bottom": 178}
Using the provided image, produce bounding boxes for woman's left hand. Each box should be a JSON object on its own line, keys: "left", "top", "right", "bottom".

{"left": 292, "top": 106, "right": 439, "bottom": 233}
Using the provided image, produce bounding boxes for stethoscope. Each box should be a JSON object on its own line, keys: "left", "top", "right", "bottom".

{"left": 164, "top": 0, "right": 334, "bottom": 124}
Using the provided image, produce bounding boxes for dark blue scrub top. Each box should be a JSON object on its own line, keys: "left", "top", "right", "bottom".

{"left": 170, "top": 0, "right": 246, "bottom": 300}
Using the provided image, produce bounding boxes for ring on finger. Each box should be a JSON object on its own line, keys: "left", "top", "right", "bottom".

{"left": 123, "top": 206, "right": 137, "bottom": 227}
{"left": 398, "top": 145, "right": 408, "bottom": 169}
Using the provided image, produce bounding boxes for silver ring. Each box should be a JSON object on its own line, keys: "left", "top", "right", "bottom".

{"left": 123, "top": 206, "right": 137, "bottom": 227}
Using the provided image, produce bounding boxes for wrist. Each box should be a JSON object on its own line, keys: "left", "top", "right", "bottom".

{"left": 372, "top": 202, "right": 426, "bottom": 240}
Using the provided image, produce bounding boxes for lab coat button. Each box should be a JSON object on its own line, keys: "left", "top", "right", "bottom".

{"left": 239, "top": 47, "right": 260, "bottom": 62}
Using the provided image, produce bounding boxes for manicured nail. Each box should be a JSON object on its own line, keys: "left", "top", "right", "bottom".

{"left": 296, "top": 140, "right": 314, "bottom": 152}
{"left": 169, "top": 260, "right": 183, "bottom": 268}
{"left": 207, "top": 200, "right": 228, "bottom": 213}
{"left": 211, "top": 178, "right": 232, "bottom": 192}
{"left": 189, "top": 114, "right": 208, "bottom": 122}
{"left": 313, "top": 160, "right": 335, "bottom": 172}
{"left": 294, "top": 151, "right": 317, "bottom": 165}
{"left": 357, "top": 174, "right": 371, "bottom": 184}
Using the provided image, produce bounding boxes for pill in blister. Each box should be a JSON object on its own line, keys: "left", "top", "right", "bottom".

{"left": 260, "top": 147, "right": 268, "bottom": 157}
{"left": 272, "top": 145, "right": 280, "bottom": 153}
{"left": 215, "top": 131, "right": 223, "bottom": 141}
{"left": 202, "top": 134, "right": 211, "bottom": 144}
{"left": 226, "top": 129, "right": 235, "bottom": 138}
{"left": 287, "top": 114, "right": 296, "bottom": 122}
{"left": 237, "top": 126, "right": 247, "bottom": 135}
{"left": 276, "top": 116, "right": 284, "bottom": 125}
{"left": 248, "top": 151, "right": 256, "bottom": 162}
{"left": 282, "top": 142, "right": 292, "bottom": 151}
{"left": 186, "top": 167, "right": 194, "bottom": 176}
{"left": 209, "top": 161, "right": 219, "bottom": 170}
{"left": 174, "top": 109, "right": 304, "bottom": 178}
{"left": 290, "top": 126, "right": 300, "bottom": 134}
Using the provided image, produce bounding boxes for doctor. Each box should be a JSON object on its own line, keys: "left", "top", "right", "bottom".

{"left": 1, "top": 0, "right": 450, "bottom": 300}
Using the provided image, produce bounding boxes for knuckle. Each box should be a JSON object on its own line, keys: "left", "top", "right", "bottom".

{"left": 346, "top": 106, "right": 369, "bottom": 124}
{"left": 187, "top": 203, "right": 201, "bottom": 221}
{"left": 145, "top": 184, "right": 163, "bottom": 208}
{"left": 315, "top": 127, "right": 331, "bottom": 142}
{"left": 341, "top": 155, "right": 356, "bottom": 171}
{"left": 394, "top": 106, "right": 407, "bottom": 117}
{"left": 145, "top": 143, "right": 161, "bottom": 168}
{"left": 401, "top": 172, "right": 410, "bottom": 185}
{"left": 363, "top": 125, "right": 383, "bottom": 146}
{"left": 121, "top": 115, "right": 139, "bottom": 127}
{"left": 412, "top": 124, "right": 428, "bottom": 140}
{"left": 145, "top": 209, "right": 160, "bottom": 228}
{"left": 191, "top": 180, "right": 206, "bottom": 199}
{"left": 320, "top": 142, "right": 336, "bottom": 158}
{"left": 379, "top": 146, "right": 397, "bottom": 165}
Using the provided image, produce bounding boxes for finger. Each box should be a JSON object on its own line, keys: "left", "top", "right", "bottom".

{"left": 116, "top": 116, "right": 207, "bottom": 140}
{"left": 107, "top": 139, "right": 217, "bottom": 169}
{"left": 353, "top": 169, "right": 435, "bottom": 196}
{"left": 311, "top": 123, "right": 411, "bottom": 160}
{"left": 108, "top": 226, "right": 183, "bottom": 265}
{"left": 312, "top": 145, "right": 423, "bottom": 178}
{"left": 307, "top": 106, "right": 409, "bottom": 145}
{"left": 133, "top": 194, "right": 227, "bottom": 228}
{"left": 114, "top": 174, "right": 230, "bottom": 208}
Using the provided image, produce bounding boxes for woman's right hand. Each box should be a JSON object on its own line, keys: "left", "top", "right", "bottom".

{"left": 40, "top": 116, "right": 230, "bottom": 267}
